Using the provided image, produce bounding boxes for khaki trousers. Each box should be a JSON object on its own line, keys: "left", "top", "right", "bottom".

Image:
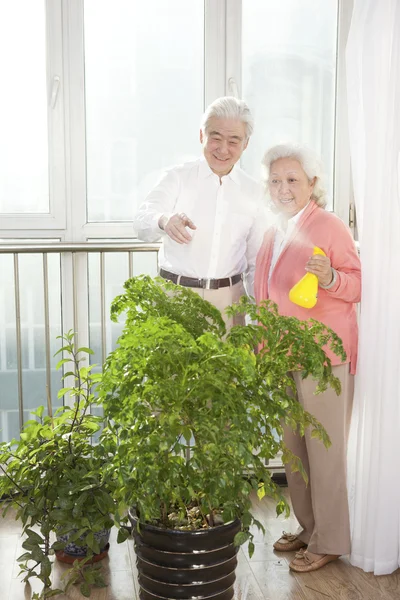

{"left": 283, "top": 364, "right": 354, "bottom": 555}
{"left": 188, "top": 280, "right": 246, "bottom": 331}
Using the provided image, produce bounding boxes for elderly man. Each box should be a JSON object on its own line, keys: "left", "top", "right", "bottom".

{"left": 133, "top": 96, "right": 266, "bottom": 329}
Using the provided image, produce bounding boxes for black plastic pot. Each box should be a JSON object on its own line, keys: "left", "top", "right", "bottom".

{"left": 128, "top": 509, "right": 241, "bottom": 600}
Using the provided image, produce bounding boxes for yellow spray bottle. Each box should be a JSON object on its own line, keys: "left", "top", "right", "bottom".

{"left": 289, "top": 246, "right": 326, "bottom": 309}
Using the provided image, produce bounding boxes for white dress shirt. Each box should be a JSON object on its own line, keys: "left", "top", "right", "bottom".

{"left": 268, "top": 203, "right": 310, "bottom": 283}
{"left": 133, "top": 158, "right": 268, "bottom": 296}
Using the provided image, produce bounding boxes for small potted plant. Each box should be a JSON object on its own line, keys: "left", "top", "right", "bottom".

{"left": 99, "top": 275, "right": 345, "bottom": 600}
{"left": 0, "top": 332, "right": 122, "bottom": 599}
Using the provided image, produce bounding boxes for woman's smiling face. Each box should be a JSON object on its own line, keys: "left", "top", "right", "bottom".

{"left": 268, "top": 158, "right": 315, "bottom": 217}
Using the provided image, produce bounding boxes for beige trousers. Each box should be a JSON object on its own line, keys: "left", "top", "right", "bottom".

{"left": 188, "top": 281, "right": 246, "bottom": 331}
{"left": 283, "top": 364, "right": 354, "bottom": 555}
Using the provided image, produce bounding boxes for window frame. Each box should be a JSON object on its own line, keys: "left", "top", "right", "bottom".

{"left": 0, "top": 0, "right": 354, "bottom": 241}
{"left": 0, "top": 0, "right": 66, "bottom": 231}
{"left": 226, "top": 0, "right": 354, "bottom": 229}
{"left": 334, "top": 0, "right": 354, "bottom": 229}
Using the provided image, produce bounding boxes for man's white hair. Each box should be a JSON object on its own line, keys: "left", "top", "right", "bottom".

{"left": 201, "top": 97, "right": 254, "bottom": 140}
{"left": 262, "top": 143, "right": 327, "bottom": 208}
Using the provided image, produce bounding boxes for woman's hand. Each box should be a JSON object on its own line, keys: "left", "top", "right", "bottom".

{"left": 305, "top": 254, "right": 334, "bottom": 287}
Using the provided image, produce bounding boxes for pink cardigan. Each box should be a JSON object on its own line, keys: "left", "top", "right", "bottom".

{"left": 254, "top": 201, "right": 361, "bottom": 374}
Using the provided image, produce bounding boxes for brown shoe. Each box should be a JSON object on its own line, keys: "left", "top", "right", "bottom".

{"left": 273, "top": 532, "right": 307, "bottom": 552}
{"left": 289, "top": 549, "right": 339, "bottom": 572}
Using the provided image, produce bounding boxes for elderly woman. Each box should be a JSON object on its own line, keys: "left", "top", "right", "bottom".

{"left": 254, "top": 144, "right": 361, "bottom": 573}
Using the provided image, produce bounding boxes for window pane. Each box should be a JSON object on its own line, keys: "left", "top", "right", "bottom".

{"left": 88, "top": 246, "right": 158, "bottom": 366}
{"left": 84, "top": 0, "right": 205, "bottom": 222}
{"left": 242, "top": 0, "right": 338, "bottom": 209}
{"left": 0, "top": 2, "right": 49, "bottom": 214}
{"left": 0, "top": 250, "right": 62, "bottom": 442}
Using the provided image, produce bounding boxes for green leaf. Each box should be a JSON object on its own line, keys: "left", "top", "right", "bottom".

{"left": 85, "top": 532, "right": 100, "bottom": 555}
{"left": 80, "top": 582, "right": 91, "bottom": 597}
{"left": 276, "top": 500, "right": 288, "bottom": 517}
{"left": 56, "top": 358, "right": 71, "bottom": 370}
{"left": 62, "top": 371, "right": 76, "bottom": 378}
{"left": 82, "top": 568, "right": 97, "bottom": 584}
{"left": 31, "top": 546, "right": 45, "bottom": 562}
{"left": 248, "top": 541, "right": 255, "bottom": 559}
{"left": 54, "top": 344, "right": 73, "bottom": 356}
{"left": 234, "top": 531, "right": 250, "bottom": 547}
{"left": 31, "top": 406, "right": 45, "bottom": 418}
{"left": 52, "top": 541, "right": 67, "bottom": 551}
{"left": 77, "top": 347, "right": 95, "bottom": 355}
{"left": 24, "top": 529, "right": 45, "bottom": 545}
{"left": 117, "top": 527, "right": 130, "bottom": 544}
{"left": 17, "top": 552, "right": 32, "bottom": 562}
{"left": 252, "top": 519, "right": 266, "bottom": 536}
{"left": 40, "top": 556, "right": 52, "bottom": 578}
{"left": 257, "top": 483, "right": 266, "bottom": 501}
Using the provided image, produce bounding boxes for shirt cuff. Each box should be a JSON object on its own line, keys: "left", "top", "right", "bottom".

{"left": 319, "top": 268, "right": 338, "bottom": 290}
{"left": 153, "top": 212, "right": 170, "bottom": 233}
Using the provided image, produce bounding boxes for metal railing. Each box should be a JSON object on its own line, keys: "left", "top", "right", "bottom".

{"left": 0, "top": 240, "right": 285, "bottom": 473}
{"left": 0, "top": 242, "right": 160, "bottom": 438}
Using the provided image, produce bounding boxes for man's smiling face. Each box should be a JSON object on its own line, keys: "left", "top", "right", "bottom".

{"left": 200, "top": 117, "right": 248, "bottom": 177}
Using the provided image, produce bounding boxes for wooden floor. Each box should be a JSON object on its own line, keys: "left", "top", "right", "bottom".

{"left": 1, "top": 489, "right": 400, "bottom": 600}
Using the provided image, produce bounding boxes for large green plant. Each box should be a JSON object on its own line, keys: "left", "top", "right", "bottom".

{"left": 0, "top": 332, "right": 120, "bottom": 599}
{"left": 99, "top": 275, "right": 345, "bottom": 554}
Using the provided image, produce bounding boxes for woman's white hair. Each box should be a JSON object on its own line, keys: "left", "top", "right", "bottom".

{"left": 201, "top": 96, "right": 254, "bottom": 140}
{"left": 262, "top": 143, "right": 327, "bottom": 208}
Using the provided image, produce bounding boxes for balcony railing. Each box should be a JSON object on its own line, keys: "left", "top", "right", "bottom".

{"left": 0, "top": 241, "right": 160, "bottom": 442}
{"left": 0, "top": 240, "right": 286, "bottom": 474}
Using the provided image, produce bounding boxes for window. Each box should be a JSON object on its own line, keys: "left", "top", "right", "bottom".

{"left": 84, "top": 0, "right": 205, "bottom": 222}
{"left": 0, "top": 0, "right": 65, "bottom": 230}
{"left": 240, "top": 0, "right": 338, "bottom": 209}
{"left": 0, "top": 0, "right": 353, "bottom": 441}
{"left": 0, "top": 2, "right": 49, "bottom": 214}
{"left": 0, "top": 0, "right": 352, "bottom": 237}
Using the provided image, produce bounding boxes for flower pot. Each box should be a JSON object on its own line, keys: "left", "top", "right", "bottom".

{"left": 128, "top": 509, "right": 240, "bottom": 600}
{"left": 55, "top": 543, "right": 110, "bottom": 565}
{"left": 56, "top": 527, "right": 111, "bottom": 561}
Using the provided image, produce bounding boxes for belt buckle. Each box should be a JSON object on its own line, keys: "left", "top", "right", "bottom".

{"left": 200, "top": 278, "right": 218, "bottom": 289}
{"left": 200, "top": 278, "right": 215, "bottom": 290}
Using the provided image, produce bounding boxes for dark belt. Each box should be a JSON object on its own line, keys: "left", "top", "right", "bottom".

{"left": 159, "top": 269, "right": 243, "bottom": 290}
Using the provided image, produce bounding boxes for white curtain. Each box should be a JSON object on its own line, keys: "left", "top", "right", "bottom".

{"left": 346, "top": 0, "right": 400, "bottom": 575}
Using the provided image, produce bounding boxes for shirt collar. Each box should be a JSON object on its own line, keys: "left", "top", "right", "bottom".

{"left": 199, "top": 157, "right": 241, "bottom": 185}
{"left": 277, "top": 201, "right": 310, "bottom": 234}
{"left": 291, "top": 201, "right": 310, "bottom": 224}
{"left": 227, "top": 163, "right": 241, "bottom": 184}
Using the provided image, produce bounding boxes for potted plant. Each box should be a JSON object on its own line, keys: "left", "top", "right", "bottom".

{"left": 0, "top": 331, "right": 123, "bottom": 599}
{"left": 99, "top": 275, "right": 345, "bottom": 600}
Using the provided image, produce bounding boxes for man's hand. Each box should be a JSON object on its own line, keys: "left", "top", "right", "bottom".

{"left": 159, "top": 213, "right": 197, "bottom": 244}
{"left": 305, "top": 254, "right": 333, "bottom": 287}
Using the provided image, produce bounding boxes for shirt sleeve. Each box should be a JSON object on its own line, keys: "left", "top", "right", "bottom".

{"left": 244, "top": 199, "right": 270, "bottom": 298}
{"left": 133, "top": 168, "right": 180, "bottom": 242}
{"left": 321, "top": 218, "right": 361, "bottom": 303}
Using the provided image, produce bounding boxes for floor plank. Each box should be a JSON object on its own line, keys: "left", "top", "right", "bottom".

{"left": 289, "top": 556, "right": 400, "bottom": 600}
{"left": 249, "top": 560, "right": 307, "bottom": 600}
{"left": 1, "top": 496, "right": 400, "bottom": 599}
{"left": 234, "top": 550, "right": 265, "bottom": 600}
